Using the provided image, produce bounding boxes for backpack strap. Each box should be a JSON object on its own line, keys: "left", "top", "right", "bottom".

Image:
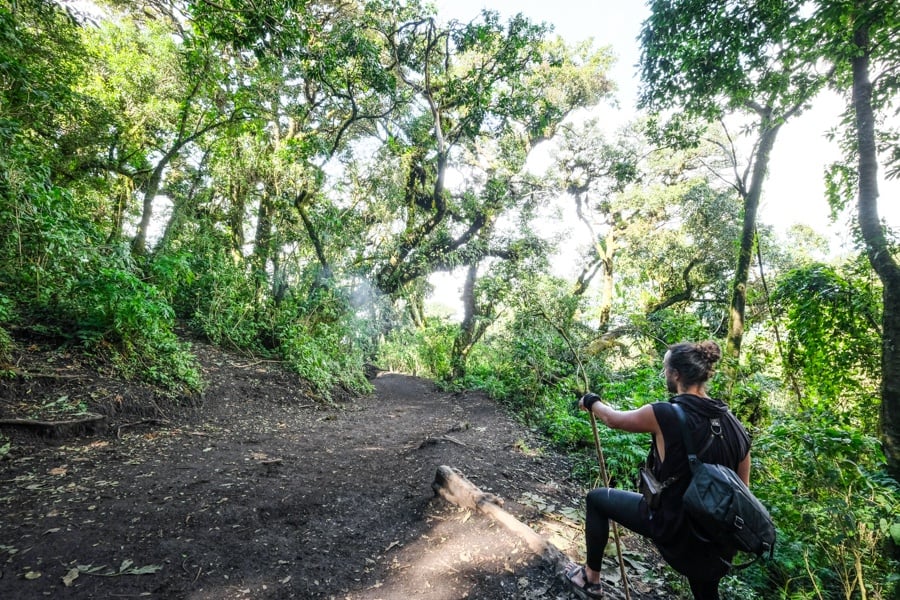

{"left": 671, "top": 402, "right": 721, "bottom": 464}
{"left": 671, "top": 403, "right": 701, "bottom": 472}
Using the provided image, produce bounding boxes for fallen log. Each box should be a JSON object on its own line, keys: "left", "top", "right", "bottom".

{"left": 431, "top": 465, "right": 629, "bottom": 599}
{"left": 432, "top": 464, "right": 567, "bottom": 565}
{"left": 0, "top": 414, "right": 107, "bottom": 438}
{"left": 5, "top": 368, "right": 92, "bottom": 381}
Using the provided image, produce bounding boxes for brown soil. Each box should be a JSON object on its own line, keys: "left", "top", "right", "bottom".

{"left": 0, "top": 336, "right": 673, "bottom": 599}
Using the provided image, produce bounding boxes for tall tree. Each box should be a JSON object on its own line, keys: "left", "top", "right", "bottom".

{"left": 547, "top": 120, "right": 742, "bottom": 351}
{"left": 816, "top": 0, "right": 900, "bottom": 477}
{"left": 326, "top": 8, "right": 616, "bottom": 377}
{"left": 0, "top": 0, "right": 105, "bottom": 190}
{"left": 0, "top": 0, "right": 112, "bottom": 302}
{"left": 550, "top": 119, "right": 641, "bottom": 325}
{"left": 364, "top": 11, "right": 613, "bottom": 300}
{"left": 638, "top": 0, "right": 830, "bottom": 366}
{"left": 152, "top": 0, "right": 401, "bottom": 299}
{"left": 75, "top": 12, "right": 244, "bottom": 251}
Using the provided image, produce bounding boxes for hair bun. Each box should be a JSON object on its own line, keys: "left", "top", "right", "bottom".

{"left": 698, "top": 341, "right": 722, "bottom": 364}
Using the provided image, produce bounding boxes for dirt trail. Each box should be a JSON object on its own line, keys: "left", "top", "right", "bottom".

{"left": 0, "top": 339, "right": 668, "bottom": 599}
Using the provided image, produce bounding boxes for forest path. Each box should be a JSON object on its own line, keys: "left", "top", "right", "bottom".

{"left": 0, "top": 338, "right": 667, "bottom": 599}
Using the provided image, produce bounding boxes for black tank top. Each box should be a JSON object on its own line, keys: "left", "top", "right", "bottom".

{"left": 645, "top": 393, "right": 751, "bottom": 543}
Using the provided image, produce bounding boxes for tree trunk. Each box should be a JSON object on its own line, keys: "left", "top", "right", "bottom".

{"left": 154, "top": 154, "right": 209, "bottom": 257}
{"left": 451, "top": 264, "right": 479, "bottom": 379}
{"left": 0, "top": 414, "right": 107, "bottom": 438}
{"left": 572, "top": 255, "right": 603, "bottom": 297}
{"left": 432, "top": 466, "right": 568, "bottom": 565}
{"left": 153, "top": 168, "right": 206, "bottom": 254}
{"left": 228, "top": 180, "right": 247, "bottom": 257}
{"left": 251, "top": 187, "right": 274, "bottom": 292}
{"left": 407, "top": 290, "right": 427, "bottom": 329}
{"left": 153, "top": 194, "right": 187, "bottom": 258}
{"left": 271, "top": 251, "right": 288, "bottom": 305}
{"left": 725, "top": 117, "right": 781, "bottom": 362}
{"left": 130, "top": 161, "right": 166, "bottom": 255}
{"left": 851, "top": 24, "right": 900, "bottom": 478}
{"left": 107, "top": 177, "right": 131, "bottom": 244}
{"left": 131, "top": 145, "right": 182, "bottom": 255}
{"left": 297, "top": 199, "right": 332, "bottom": 279}
{"left": 599, "top": 238, "right": 615, "bottom": 329}
{"left": 130, "top": 114, "right": 234, "bottom": 255}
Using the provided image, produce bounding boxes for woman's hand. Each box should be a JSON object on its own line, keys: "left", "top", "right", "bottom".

{"left": 580, "top": 392, "right": 602, "bottom": 412}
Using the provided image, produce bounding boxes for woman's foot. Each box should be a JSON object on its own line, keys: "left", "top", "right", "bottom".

{"left": 564, "top": 562, "right": 604, "bottom": 599}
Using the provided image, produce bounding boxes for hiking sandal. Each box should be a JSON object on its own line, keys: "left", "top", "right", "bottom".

{"left": 564, "top": 563, "right": 604, "bottom": 599}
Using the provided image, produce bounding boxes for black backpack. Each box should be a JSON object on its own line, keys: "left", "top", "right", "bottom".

{"left": 672, "top": 404, "right": 776, "bottom": 569}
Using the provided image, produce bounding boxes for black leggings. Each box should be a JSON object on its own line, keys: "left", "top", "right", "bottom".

{"left": 585, "top": 487, "right": 722, "bottom": 600}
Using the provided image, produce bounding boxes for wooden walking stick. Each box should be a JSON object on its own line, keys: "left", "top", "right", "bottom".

{"left": 536, "top": 308, "right": 631, "bottom": 600}
{"left": 586, "top": 394, "right": 630, "bottom": 600}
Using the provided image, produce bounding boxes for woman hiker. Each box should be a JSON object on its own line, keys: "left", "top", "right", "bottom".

{"left": 566, "top": 340, "right": 751, "bottom": 600}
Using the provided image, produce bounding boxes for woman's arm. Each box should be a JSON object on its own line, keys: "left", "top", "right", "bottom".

{"left": 736, "top": 452, "right": 751, "bottom": 486}
{"left": 585, "top": 401, "right": 661, "bottom": 436}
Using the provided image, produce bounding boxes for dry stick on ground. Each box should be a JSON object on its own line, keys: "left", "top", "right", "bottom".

{"left": 432, "top": 465, "right": 628, "bottom": 599}
{"left": 116, "top": 418, "right": 174, "bottom": 438}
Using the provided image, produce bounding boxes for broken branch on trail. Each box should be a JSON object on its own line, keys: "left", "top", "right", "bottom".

{"left": 432, "top": 465, "right": 629, "bottom": 599}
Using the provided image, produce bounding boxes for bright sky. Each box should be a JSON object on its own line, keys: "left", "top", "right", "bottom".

{"left": 431, "top": 0, "right": 898, "bottom": 251}
{"left": 433, "top": 0, "right": 648, "bottom": 107}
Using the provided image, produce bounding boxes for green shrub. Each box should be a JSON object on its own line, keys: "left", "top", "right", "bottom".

{"left": 771, "top": 264, "right": 881, "bottom": 417}
{"left": 275, "top": 288, "right": 371, "bottom": 399}
{"left": 187, "top": 255, "right": 265, "bottom": 351}
{"left": 279, "top": 323, "right": 339, "bottom": 394}
{"left": 377, "top": 320, "right": 457, "bottom": 380}
{"left": 0, "top": 293, "right": 12, "bottom": 364}
{"left": 146, "top": 250, "right": 198, "bottom": 319}
{"left": 66, "top": 267, "right": 203, "bottom": 394}
{"left": 750, "top": 406, "right": 899, "bottom": 599}
{"left": 454, "top": 319, "right": 653, "bottom": 487}
{"left": 0, "top": 143, "right": 202, "bottom": 394}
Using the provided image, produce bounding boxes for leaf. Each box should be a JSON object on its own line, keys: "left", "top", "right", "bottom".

{"left": 77, "top": 564, "right": 106, "bottom": 574}
{"left": 890, "top": 522, "right": 900, "bottom": 545}
{"left": 559, "top": 506, "right": 582, "bottom": 521}
{"left": 126, "top": 564, "right": 163, "bottom": 575}
{"left": 519, "top": 491, "right": 547, "bottom": 510}
{"left": 62, "top": 568, "right": 79, "bottom": 587}
{"left": 76, "top": 561, "right": 161, "bottom": 577}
